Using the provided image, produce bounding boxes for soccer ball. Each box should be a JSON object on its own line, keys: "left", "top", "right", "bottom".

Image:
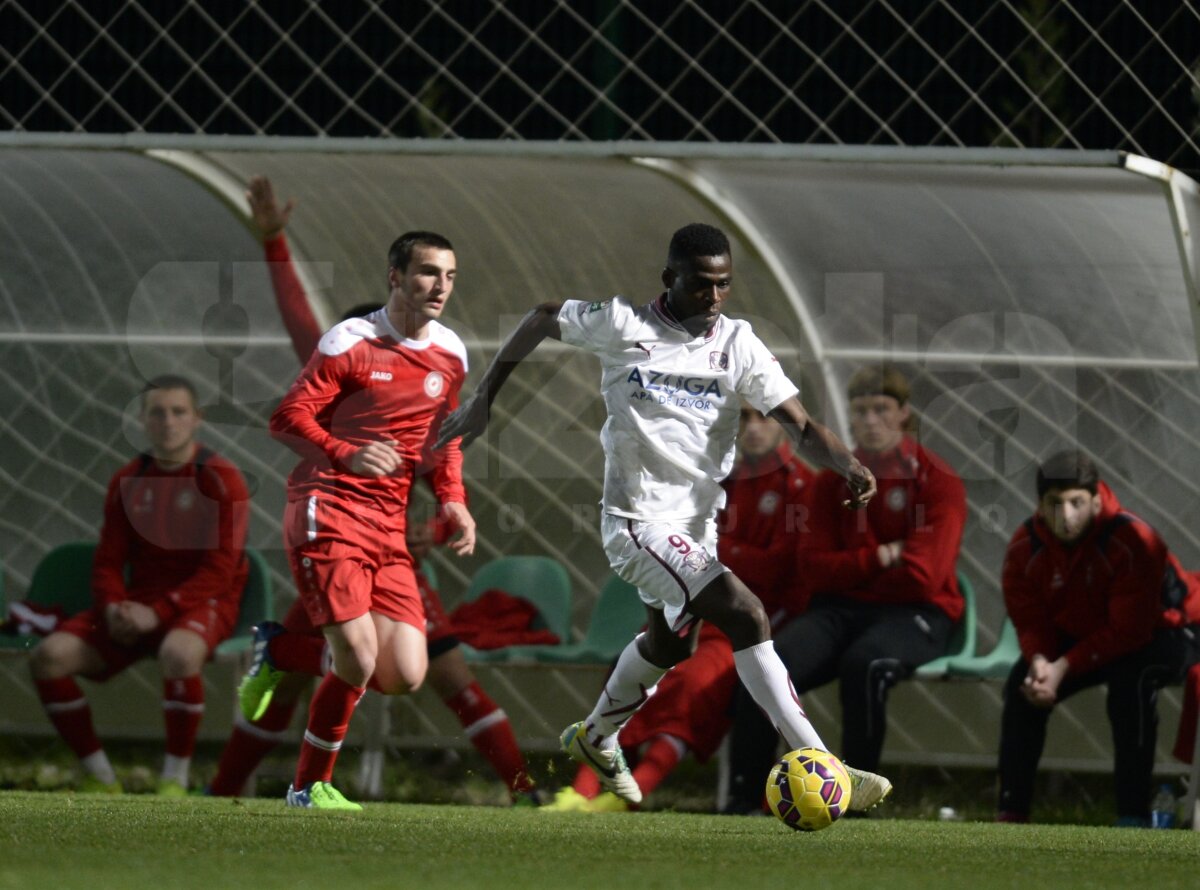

{"left": 765, "top": 747, "right": 852, "bottom": 831}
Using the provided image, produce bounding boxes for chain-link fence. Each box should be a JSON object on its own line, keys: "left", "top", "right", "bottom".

{"left": 3, "top": 1, "right": 1199, "bottom": 170}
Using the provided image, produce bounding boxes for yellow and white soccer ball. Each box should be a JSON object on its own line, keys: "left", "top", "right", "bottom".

{"left": 765, "top": 747, "right": 852, "bottom": 831}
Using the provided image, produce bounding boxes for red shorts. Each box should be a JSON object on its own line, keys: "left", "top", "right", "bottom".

{"left": 280, "top": 565, "right": 456, "bottom": 656}
{"left": 619, "top": 621, "right": 737, "bottom": 762}
{"left": 284, "top": 495, "right": 424, "bottom": 631}
{"left": 57, "top": 601, "right": 235, "bottom": 682}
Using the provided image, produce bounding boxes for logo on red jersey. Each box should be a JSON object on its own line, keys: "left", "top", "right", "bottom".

{"left": 424, "top": 371, "right": 445, "bottom": 398}
{"left": 886, "top": 488, "right": 907, "bottom": 511}
{"left": 370, "top": 370, "right": 393, "bottom": 382}
{"left": 175, "top": 490, "right": 195, "bottom": 511}
{"left": 758, "top": 491, "right": 780, "bottom": 515}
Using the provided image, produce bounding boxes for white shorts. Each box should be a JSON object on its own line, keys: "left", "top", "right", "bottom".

{"left": 601, "top": 513, "right": 730, "bottom": 632}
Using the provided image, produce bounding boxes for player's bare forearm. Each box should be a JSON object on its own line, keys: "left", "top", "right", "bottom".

{"left": 435, "top": 302, "right": 562, "bottom": 449}
{"left": 768, "top": 398, "right": 875, "bottom": 507}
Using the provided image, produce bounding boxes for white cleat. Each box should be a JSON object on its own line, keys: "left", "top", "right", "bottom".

{"left": 845, "top": 766, "right": 893, "bottom": 811}
{"left": 560, "top": 721, "right": 642, "bottom": 804}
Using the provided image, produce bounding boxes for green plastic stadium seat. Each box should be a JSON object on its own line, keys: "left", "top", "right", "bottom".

{"left": 535, "top": 575, "right": 647, "bottom": 663}
{"left": 0, "top": 542, "right": 99, "bottom": 652}
{"left": 215, "top": 548, "right": 274, "bottom": 657}
{"left": 457, "top": 556, "right": 572, "bottom": 663}
{"left": 913, "top": 572, "right": 978, "bottom": 679}
{"left": 944, "top": 618, "right": 1020, "bottom": 680}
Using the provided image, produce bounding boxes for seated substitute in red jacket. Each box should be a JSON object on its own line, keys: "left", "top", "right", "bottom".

{"left": 724, "top": 365, "right": 965, "bottom": 812}
{"left": 29, "top": 375, "right": 250, "bottom": 796}
{"left": 997, "top": 450, "right": 1200, "bottom": 826}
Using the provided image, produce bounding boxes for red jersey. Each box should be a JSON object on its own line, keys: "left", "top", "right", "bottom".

{"left": 269, "top": 309, "right": 468, "bottom": 513}
{"left": 91, "top": 446, "right": 249, "bottom": 626}
{"left": 796, "top": 435, "right": 966, "bottom": 621}
{"left": 717, "top": 442, "right": 813, "bottom": 613}
{"left": 1002, "top": 481, "right": 1200, "bottom": 674}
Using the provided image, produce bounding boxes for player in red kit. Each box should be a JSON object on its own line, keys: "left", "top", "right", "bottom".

{"left": 547, "top": 406, "right": 813, "bottom": 812}
{"left": 997, "top": 451, "right": 1200, "bottom": 825}
{"left": 209, "top": 176, "right": 537, "bottom": 804}
{"left": 29, "top": 375, "right": 249, "bottom": 795}
{"left": 237, "top": 211, "right": 477, "bottom": 810}
{"left": 724, "top": 365, "right": 966, "bottom": 813}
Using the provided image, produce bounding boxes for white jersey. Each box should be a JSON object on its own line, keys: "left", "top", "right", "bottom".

{"left": 557, "top": 294, "right": 798, "bottom": 521}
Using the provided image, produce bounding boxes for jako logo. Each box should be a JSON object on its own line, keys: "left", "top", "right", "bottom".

{"left": 370, "top": 370, "right": 393, "bottom": 381}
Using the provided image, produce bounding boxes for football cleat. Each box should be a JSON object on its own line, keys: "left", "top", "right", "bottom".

{"left": 77, "top": 775, "right": 122, "bottom": 795}
{"left": 585, "top": 791, "right": 630, "bottom": 813}
{"left": 286, "top": 781, "right": 362, "bottom": 811}
{"left": 539, "top": 787, "right": 593, "bottom": 813}
{"left": 560, "top": 721, "right": 642, "bottom": 804}
{"left": 155, "top": 779, "right": 189, "bottom": 798}
{"left": 844, "top": 765, "right": 893, "bottom": 811}
{"left": 237, "top": 621, "right": 287, "bottom": 722}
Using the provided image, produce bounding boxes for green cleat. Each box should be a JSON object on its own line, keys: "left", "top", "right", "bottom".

{"left": 286, "top": 781, "right": 362, "bottom": 811}
{"left": 77, "top": 775, "right": 123, "bottom": 795}
{"left": 560, "top": 721, "right": 642, "bottom": 804}
{"left": 238, "top": 621, "right": 286, "bottom": 722}
{"left": 155, "top": 779, "right": 189, "bottom": 798}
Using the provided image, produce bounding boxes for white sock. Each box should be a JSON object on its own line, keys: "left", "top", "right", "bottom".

{"left": 586, "top": 634, "right": 668, "bottom": 747}
{"left": 161, "top": 754, "right": 190, "bottom": 785}
{"left": 82, "top": 750, "right": 116, "bottom": 784}
{"left": 733, "top": 641, "right": 826, "bottom": 751}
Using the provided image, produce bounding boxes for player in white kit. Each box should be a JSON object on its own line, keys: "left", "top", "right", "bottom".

{"left": 437, "top": 223, "right": 893, "bottom": 810}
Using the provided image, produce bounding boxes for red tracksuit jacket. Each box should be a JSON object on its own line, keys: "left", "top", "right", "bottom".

{"left": 794, "top": 435, "right": 966, "bottom": 621}
{"left": 1003, "top": 480, "right": 1200, "bottom": 674}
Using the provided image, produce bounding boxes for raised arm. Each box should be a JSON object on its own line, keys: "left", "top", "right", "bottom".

{"left": 434, "top": 302, "right": 563, "bottom": 449}
{"left": 768, "top": 395, "right": 875, "bottom": 508}
{"left": 246, "top": 175, "right": 323, "bottom": 362}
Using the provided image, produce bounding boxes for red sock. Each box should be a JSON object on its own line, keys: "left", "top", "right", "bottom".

{"left": 163, "top": 676, "right": 205, "bottom": 758}
{"left": 269, "top": 633, "right": 326, "bottom": 676}
{"left": 35, "top": 677, "right": 101, "bottom": 759}
{"left": 573, "top": 763, "right": 602, "bottom": 799}
{"left": 631, "top": 735, "right": 684, "bottom": 797}
{"left": 446, "top": 681, "right": 534, "bottom": 794}
{"left": 294, "top": 672, "right": 364, "bottom": 788}
{"left": 209, "top": 696, "right": 298, "bottom": 797}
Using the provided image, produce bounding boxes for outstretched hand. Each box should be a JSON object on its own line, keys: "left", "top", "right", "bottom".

{"left": 246, "top": 174, "right": 295, "bottom": 240}
{"left": 434, "top": 393, "right": 490, "bottom": 450}
{"left": 842, "top": 462, "right": 877, "bottom": 510}
{"left": 440, "top": 501, "right": 477, "bottom": 556}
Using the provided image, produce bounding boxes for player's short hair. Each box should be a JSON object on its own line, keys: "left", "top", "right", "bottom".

{"left": 387, "top": 231, "right": 454, "bottom": 273}
{"left": 141, "top": 374, "right": 198, "bottom": 409}
{"left": 667, "top": 223, "right": 731, "bottom": 264}
{"left": 847, "top": 365, "right": 910, "bottom": 406}
{"left": 341, "top": 302, "right": 384, "bottom": 321}
{"left": 1036, "top": 450, "right": 1100, "bottom": 498}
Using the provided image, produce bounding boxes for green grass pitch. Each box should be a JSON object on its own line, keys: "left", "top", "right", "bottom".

{"left": 1, "top": 791, "right": 1198, "bottom": 890}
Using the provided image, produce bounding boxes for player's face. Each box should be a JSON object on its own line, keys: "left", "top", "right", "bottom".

{"left": 388, "top": 246, "right": 457, "bottom": 323}
{"left": 738, "top": 407, "right": 784, "bottom": 460}
{"left": 1039, "top": 487, "right": 1101, "bottom": 544}
{"left": 663, "top": 252, "right": 732, "bottom": 337}
{"left": 848, "top": 394, "right": 909, "bottom": 454}
{"left": 141, "top": 387, "right": 201, "bottom": 464}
